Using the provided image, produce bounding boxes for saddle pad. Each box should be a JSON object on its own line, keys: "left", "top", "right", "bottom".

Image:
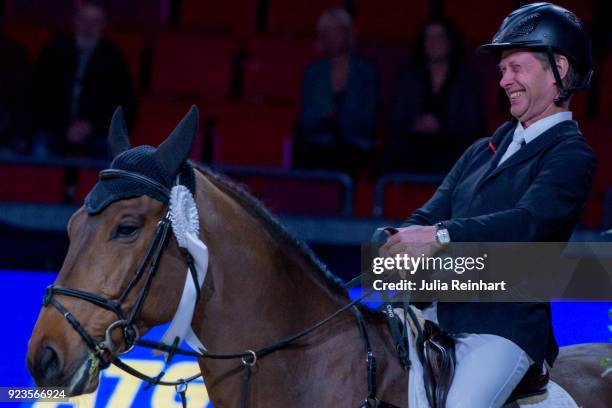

{"left": 396, "top": 307, "right": 578, "bottom": 408}
{"left": 517, "top": 381, "right": 578, "bottom": 408}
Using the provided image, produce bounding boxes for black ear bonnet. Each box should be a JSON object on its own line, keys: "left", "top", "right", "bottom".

{"left": 85, "top": 106, "right": 199, "bottom": 214}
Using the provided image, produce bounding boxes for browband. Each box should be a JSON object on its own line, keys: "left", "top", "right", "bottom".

{"left": 100, "top": 169, "right": 171, "bottom": 199}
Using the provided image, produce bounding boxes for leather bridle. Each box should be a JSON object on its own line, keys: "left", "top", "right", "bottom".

{"left": 43, "top": 169, "right": 175, "bottom": 369}
{"left": 41, "top": 167, "right": 402, "bottom": 408}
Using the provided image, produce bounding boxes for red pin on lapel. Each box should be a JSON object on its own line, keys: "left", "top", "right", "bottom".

{"left": 488, "top": 141, "right": 497, "bottom": 153}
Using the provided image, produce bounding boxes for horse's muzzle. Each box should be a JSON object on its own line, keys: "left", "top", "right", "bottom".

{"left": 28, "top": 344, "right": 61, "bottom": 386}
{"left": 27, "top": 343, "right": 97, "bottom": 395}
{"left": 28, "top": 345, "right": 62, "bottom": 387}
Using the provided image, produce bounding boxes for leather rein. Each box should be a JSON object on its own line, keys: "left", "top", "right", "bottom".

{"left": 42, "top": 169, "right": 399, "bottom": 408}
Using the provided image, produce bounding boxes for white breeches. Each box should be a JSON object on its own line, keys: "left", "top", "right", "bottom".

{"left": 421, "top": 303, "right": 531, "bottom": 408}
{"left": 446, "top": 332, "right": 531, "bottom": 408}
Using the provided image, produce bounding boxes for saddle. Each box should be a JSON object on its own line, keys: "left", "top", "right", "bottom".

{"left": 505, "top": 364, "right": 550, "bottom": 406}
{"left": 399, "top": 306, "right": 550, "bottom": 408}
{"left": 417, "top": 319, "right": 456, "bottom": 408}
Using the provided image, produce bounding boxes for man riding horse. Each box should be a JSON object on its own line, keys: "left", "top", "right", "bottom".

{"left": 26, "top": 2, "right": 610, "bottom": 407}
{"left": 380, "top": 3, "right": 595, "bottom": 407}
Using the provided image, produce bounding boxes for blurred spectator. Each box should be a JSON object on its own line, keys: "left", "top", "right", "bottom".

{"left": 0, "top": 29, "right": 31, "bottom": 155}
{"left": 386, "top": 16, "right": 486, "bottom": 173}
{"left": 293, "top": 8, "right": 378, "bottom": 174}
{"left": 29, "top": 0, "right": 136, "bottom": 159}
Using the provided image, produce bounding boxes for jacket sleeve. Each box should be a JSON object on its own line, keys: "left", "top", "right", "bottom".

{"left": 443, "top": 139, "right": 596, "bottom": 242}
{"left": 400, "top": 139, "right": 486, "bottom": 227}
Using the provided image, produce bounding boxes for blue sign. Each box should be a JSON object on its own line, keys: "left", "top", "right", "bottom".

{"left": 0, "top": 270, "right": 210, "bottom": 408}
{"left": 1, "top": 269, "right": 610, "bottom": 407}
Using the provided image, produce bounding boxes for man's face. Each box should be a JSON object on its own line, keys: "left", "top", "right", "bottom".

{"left": 317, "top": 23, "right": 351, "bottom": 57}
{"left": 498, "top": 50, "right": 559, "bottom": 125}
{"left": 74, "top": 4, "right": 106, "bottom": 47}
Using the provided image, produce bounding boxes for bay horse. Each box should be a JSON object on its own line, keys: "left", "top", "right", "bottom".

{"left": 27, "top": 106, "right": 611, "bottom": 407}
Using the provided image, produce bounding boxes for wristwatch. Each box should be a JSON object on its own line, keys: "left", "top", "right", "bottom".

{"left": 435, "top": 222, "right": 451, "bottom": 245}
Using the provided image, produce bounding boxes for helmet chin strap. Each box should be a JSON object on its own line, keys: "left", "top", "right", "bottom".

{"left": 545, "top": 47, "right": 571, "bottom": 107}
{"left": 545, "top": 46, "right": 593, "bottom": 106}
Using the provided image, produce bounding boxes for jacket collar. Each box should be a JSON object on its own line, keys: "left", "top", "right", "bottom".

{"left": 476, "top": 119, "right": 579, "bottom": 191}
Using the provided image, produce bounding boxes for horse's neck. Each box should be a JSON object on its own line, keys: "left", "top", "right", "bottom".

{"left": 191, "top": 172, "right": 346, "bottom": 352}
{"left": 188, "top": 173, "right": 408, "bottom": 407}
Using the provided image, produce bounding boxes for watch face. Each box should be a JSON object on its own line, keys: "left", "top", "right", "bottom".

{"left": 437, "top": 229, "right": 450, "bottom": 244}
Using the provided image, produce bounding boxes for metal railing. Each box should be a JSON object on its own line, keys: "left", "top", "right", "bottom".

{"left": 0, "top": 154, "right": 354, "bottom": 217}
{"left": 372, "top": 172, "right": 444, "bottom": 217}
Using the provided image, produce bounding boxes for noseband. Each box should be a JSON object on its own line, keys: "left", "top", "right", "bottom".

{"left": 42, "top": 169, "right": 174, "bottom": 368}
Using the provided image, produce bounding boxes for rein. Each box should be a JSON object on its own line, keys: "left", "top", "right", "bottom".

{"left": 41, "top": 169, "right": 398, "bottom": 408}
{"left": 112, "top": 280, "right": 387, "bottom": 408}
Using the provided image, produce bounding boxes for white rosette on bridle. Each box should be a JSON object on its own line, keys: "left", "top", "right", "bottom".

{"left": 158, "top": 184, "right": 208, "bottom": 355}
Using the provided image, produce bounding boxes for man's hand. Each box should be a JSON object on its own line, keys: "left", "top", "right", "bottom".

{"left": 380, "top": 225, "right": 441, "bottom": 258}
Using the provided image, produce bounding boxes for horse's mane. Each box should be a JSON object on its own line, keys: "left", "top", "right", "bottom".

{"left": 195, "top": 165, "right": 349, "bottom": 298}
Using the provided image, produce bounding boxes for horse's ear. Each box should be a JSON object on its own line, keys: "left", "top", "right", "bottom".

{"left": 107, "top": 106, "right": 130, "bottom": 158}
{"left": 155, "top": 105, "right": 199, "bottom": 176}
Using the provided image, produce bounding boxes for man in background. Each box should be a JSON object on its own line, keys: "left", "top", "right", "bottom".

{"left": 29, "top": 0, "right": 135, "bottom": 159}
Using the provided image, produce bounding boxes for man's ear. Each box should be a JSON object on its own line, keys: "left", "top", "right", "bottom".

{"left": 555, "top": 54, "right": 570, "bottom": 83}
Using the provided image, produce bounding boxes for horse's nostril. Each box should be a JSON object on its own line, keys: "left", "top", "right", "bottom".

{"left": 40, "top": 346, "right": 60, "bottom": 381}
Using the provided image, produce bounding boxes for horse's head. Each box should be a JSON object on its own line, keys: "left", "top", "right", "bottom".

{"left": 27, "top": 106, "right": 199, "bottom": 395}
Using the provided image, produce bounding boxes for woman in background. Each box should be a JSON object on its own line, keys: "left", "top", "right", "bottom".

{"left": 387, "top": 17, "right": 486, "bottom": 173}
{"left": 294, "top": 8, "right": 379, "bottom": 175}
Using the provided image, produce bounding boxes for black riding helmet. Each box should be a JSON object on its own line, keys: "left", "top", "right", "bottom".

{"left": 478, "top": 2, "right": 593, "bottom": 105}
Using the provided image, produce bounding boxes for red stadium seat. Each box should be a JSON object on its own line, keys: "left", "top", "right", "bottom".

{"left": 107, "top": 29, "right": 145, "bottom": 88}
{"left": 479, "top": 60, "right": 513, "bottom": 135}
{"left": 0, "top": 164, "right": 64, "bottom": 203}
{"left": 378, "top": 181, "right": 439, "bottom": 220}
{"left": 571, "top": 90, "right": 589, "bottom": 120}
{"left": 6, "top": 0, "right": 166, "bottom": 28}
{"left": 104, "top": 0, "right": 166, "bottom": 27}
{"left": 599, "top": 53, "right": 612, "bottom": 118}
{"left": 179, "top": 0, "right": 257, "bottom": 37}
{"left": 579, "top": 118, "right": 612, "bottom": 229}
{"left": 583, "top": 190, "right": 605, "bottom": 230}
{"left": 444, "top": 0, "right": 514, "bottom": 47}
{"left": 354, "top": 177, "right": 375, "bottom": 217}
{"left": 2, "top": 22, "right": 53, "bottom": 62}
{"left": 226, "top": 173, "right": 348, "bottom": 216}
{"left": 580, "top": 118, "right": 612, "bottom": 185}
{"left": 150, "top": 32, "right": 235, "bottom": 102}
{"left": 266, "top": 0, "right": 344, "bottom": 36}
{"left": 603, "top": 189, "right": 612, "bottom": 229}
{"left": 4, "top": 0, "right": 73, "bottom": 25}
{"left": 243, "top": 37, "right": 317, "bottom": 104}
{"left": 356, "top": 41, "right": 410, "bottom": 105}
{"left": 132, "top": 97, "right": 205, "bottom": 160}
{"left": 74, "top": 167, "right": 104, "bottom": 203}
{"left": 465, "top": 53, "right": 507, "bottom": 135}
{"left": 354, "top": 0, "right": 429, "bottom": 43}
{"left": 210, "top": 102, "right": 297, "bottom": 167}
{"left": 547, "top": 0, "right": 593, "bottom": 29}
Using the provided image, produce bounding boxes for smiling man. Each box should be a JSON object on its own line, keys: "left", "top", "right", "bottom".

{"left": 500, "top": 49, "right": 571, "bottom": 126}
{"left": 380, "top": 3, "right": 596, "bottom": 407}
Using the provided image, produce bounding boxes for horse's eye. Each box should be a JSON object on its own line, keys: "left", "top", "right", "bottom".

{"left": 114, "top": 225, "right": 139, "bottom": 239}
